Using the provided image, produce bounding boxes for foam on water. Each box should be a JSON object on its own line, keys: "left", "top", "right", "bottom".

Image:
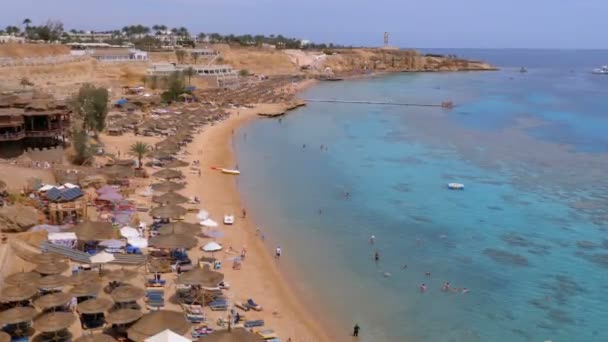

{"left": 235, "top": 54, "right": 608, "bottom": 341}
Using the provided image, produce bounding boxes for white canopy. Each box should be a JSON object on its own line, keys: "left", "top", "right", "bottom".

{"left": 196, "top": 210, "right": 210, "bottom": 220}
{"left": 202, "top": 241, "right": 222, "bottom": 252}
{"left": 145, "top": 330, "right": 191, "bottom": 342}
{"left": 38, "top": 184, "right": 55, "bottom": 192}
{"left": 48, "top": 232, "right": 77, "bottom": 241}
{"left": 200, "top": 218, "right": 218, "bottom": 228}
{"left": 128, "top": 237, "right": 148, "bottom": 248}
{"left": 120, "top": 226, "right": 140, "bottom": 238}
{"left": 90, "top": 251, "right": 116, "bottom": 264}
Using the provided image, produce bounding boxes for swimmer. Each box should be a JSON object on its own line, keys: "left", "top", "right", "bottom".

{"left": 419, "top": 283, "right": 427, "bottom": 293}
{"left": 302, "top": 144, "right": 306, "bottom": 149}
{"left": 369, "top": 235, "right": 375, "bottom": 245}
{"left": 401, "top": 264, "right": 408, "bottom": 269}
{"left": 374, "top": 251, "right": 380, "bottom": 262}
{"left": 462, "top": 288, "right": 469, "bottom": 294}
{"left": 425, "top": 272, "right": 432, "bottom": 277}
{"left": 318, "top": 209, "right": 323, "bottom": 215}
{"left": 441, "top": 281, "right": 451, "bottom": 292}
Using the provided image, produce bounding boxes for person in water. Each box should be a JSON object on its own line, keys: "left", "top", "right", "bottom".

{"left": 419, "top": 283, "right": 427, "bottom": 293}
{"left": 442, "top": 282, "right": 451, "bottom": 292}
{"left": 374, "top": 251, "right": 380, "bottom": 262}
{"left": 369, "top": 235, "right": 375, "bottom": 245}
{"left": 353, "top": 324, "right": 360, "bottom": 337}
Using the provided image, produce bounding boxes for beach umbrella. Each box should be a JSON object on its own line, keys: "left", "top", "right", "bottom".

{"left": 111, "top": 285, "right": 145, "bottom": 303}
{"left": 1, "top": 285, "right": 37, "bottom": 302}
{"left": 105, "top": 308, "right": 143, "bottom": 325}
{"left": 90, "top": 251, "right": 116, "bottom": 264}
{"left": 99, "top": 239, "right": 127, "bottom": 248}
{"left": 177, "top": 265, "right": 224, "bottom": 288}
{"left": 152, "top": 169, "right": 183, "bottom": 180}
{"left": 71, "top": 221, "right": 115, "bottom": 241}
{"left": 75, "top": 334, "right": 116, "bottom": 342}
{"left": 127, "top": 310, "right": 191, "bottom": 342}
{"left": 0, "top": 306, "right": 37, "bottom": 325}
{"left": 105, "top": 269, "right": 139, "bottom": 282}
{"left": 158, "top": 222, "right": 200, "bottom": 236}
{"left": 96, "top": 185, "right": 119, "bottom": 194}
{"left": 120, "top": 226, "right": 140, "bottom": 238}
{"left": 70, "top": 282, "right": 101, "bottom": 297}
{"left": 5, "top": 271, "right": 41, "bottom": 286}
{"left": 33, "top": 312, "right": 76, "bottom": 333}
{"left": 148, "top": 150, "right": 173, "bottom": 160}
{"left": 146, "top": 329, "right": 192, "bottom": 342}
{"left": 37, "top": 274, "right": 70, "bottom": 289}
{"left": 103, "top": 165, "right": 134, "bottom": 180}
{"left": 30, "top": 253, "right": 67, "bottom": 265}
{"left": 0, "top": 331, "right": 10, "bottom": 342}
{"left": 198, "top": 328, "right": 264, "bottom": 342}
{"left": 34, "top": 262, "right": 69, "bottom": 275}
{"left": 127, "top": 237, "right": 148, "bottom": 248}
{"left": 202, "top": 242, "right": 222, "bottom": 252}
{"left": 151, "top": 181, "right": 185, "bottom": 192}
{"left": 69, "top": 271, "right": 100, "bottom": 285}
{"left": 163, "top": 159, "right": 190, "bottom": 168}
{"left": 33, "top": 292, "right": 72, "bottom": 310}
{"left": 149, "top": 204, "right": 188, "bottom": 219}
{"left": 200, "top": 218, "right": 218, "bottom": 228}
{"left": 152, "top": 191, "right": 189, "bottom": 205}
{"left": 98, "top": 191, "right": 123, "bottom": 202}
{"left": 149, "top": 234, "right": 197, "bottom": 249}
{"left": 77, "top": 298, "right": 113, "bottom": 314}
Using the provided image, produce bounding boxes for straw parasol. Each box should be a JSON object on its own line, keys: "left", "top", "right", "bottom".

{"left": 105, "top": 269, "right": 138, "bottom": 282}
{"left": 33, "top": 292, "right": 72, "bottom": 310}
{"left": 30, "top": 253, "right": 67, "bottom": 265}
{"left": 152, "top": 169, "right": 183, "bottom": 180}
{"left": 177, "top": 265, "right": 224, "bottom": 289}
{"left": 103, "top": 165, "right": 134, "bottom": 180}
{"left": 105, "top": 309, "right": 143, "bottom": 325}
{"left": 158, "top": 222, "right": 201, "bottom": 236}
{"left": 163, "top": 159, "right": 190, "bottom": 168}
{"left": 77, "top": 298, "right": 113, "bottom": 314}
{"left": 149, "top": 234, "right": 197, "bottom": 249}
{"left": 70, "top": 282, "right": 101, "bottom": 297}
{"left": 0, "top": 306, "right": 37, "bottom": 325}
{"left": 69, "top": 271, "right": 100, "bottom": 285}
{"left": 150, "top": 181, "right": 185, "bottom": 192}
{"left": 33, "top": 312, "right": 76, "bottom": 333}
{"left": 198, "top": 328, "right": 264, "bottom": 342}
{"left": 127, "top": 310, "right": 191, "bottom": 342}
{"left": 148, "top": 150, "right": 173, "bottom": 160}
{"left": 74, "top": 334, "right": 116, "bottom": 342}
{"left": 71, "top": 221, "right": 115, "bottom": 241}
{"left": 111, "top": 285, "right": 145, "bottom": 303}
{"left": 37, "top": 274, "right": 70, "bottom": 289}
{"left": 34, "top": 262, "right": 69, "bottom": 275}
{"left": 0, "top": 331, "right": 10, "bottom": 342}
{"left": 152, "top": 191, "right": 189, "bottom": 205}
{"left": 5, "top": 272, "right": 41, "bottom": 286}
{"left": 149, "top": 204, "right": 187, "bottom": 219}
{"left": 1, "top": 285, "right": 38, "bottom": 302}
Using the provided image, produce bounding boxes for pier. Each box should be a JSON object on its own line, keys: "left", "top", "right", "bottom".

{"left": 302, "top": 99, "right": 454, "bottom": 108}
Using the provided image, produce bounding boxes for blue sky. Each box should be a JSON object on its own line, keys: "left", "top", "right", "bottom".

{"left": 0, "top": 0, "right": 605, "bottom": 49}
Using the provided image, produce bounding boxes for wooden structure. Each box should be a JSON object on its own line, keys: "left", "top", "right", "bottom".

{"left": 48, "top": 198, "right": 88, "bottom": 225}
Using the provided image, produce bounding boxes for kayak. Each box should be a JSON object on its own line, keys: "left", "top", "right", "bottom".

{"left": 447, "top": 183, "right": 464, "bottom": 190}
{"left": 221, "top": 169, "right": 240, "bottom": 175}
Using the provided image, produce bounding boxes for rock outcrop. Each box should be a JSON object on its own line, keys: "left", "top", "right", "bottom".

{"left": 0, "top": 204, "right": 38, "bottom": 232}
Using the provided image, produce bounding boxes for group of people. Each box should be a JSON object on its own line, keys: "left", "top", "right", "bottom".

{"left": 419, "top": 281, "right": 469, "bottom": 294}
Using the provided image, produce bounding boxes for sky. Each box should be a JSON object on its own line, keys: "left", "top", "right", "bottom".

{"left": 0, "top": 0, "right": 606, "bottom": 49}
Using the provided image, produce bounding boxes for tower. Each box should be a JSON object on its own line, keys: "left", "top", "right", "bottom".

{"left": 384, "top": 32, "right": 389, "bottom": 46}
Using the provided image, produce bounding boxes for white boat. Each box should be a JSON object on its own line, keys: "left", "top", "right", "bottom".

{"left": 221, "top": 168, "right": 240, "bottom": 175}
{"left": 223, "top": 215, "right": 235, "bottom": 225}
{"left": 447, "top": 183, "right": 464, "bottom": 190}
{"left": 592, "top": 65, "right": 608, "bottom": 74}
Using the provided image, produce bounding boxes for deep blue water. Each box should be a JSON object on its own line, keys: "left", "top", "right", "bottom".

{"left": 235, "top": 50, "right": 608, "bottom": 341}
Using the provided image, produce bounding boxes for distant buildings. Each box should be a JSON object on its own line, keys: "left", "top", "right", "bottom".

{"left": 147, "top": 63, "right": 239, "bottom": 88}
{"left": 0, "top": 35, "right": 26, "bottom": 44}
{"left": 68, "top": 45, "right": 148, "bottom": 62}
{"left": 66, "top": 31, "right": 114, "bottom": 42}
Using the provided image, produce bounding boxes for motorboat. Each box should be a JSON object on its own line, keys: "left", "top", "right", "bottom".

{"left": 447, "top": 183, "right": 464, "bottom": 190}
{"left": 223, "top": 215, "right": 235, "bottom": 225}
{"left": 519, "top": 67, "right": 527, "bottom": 73}
{"left": 592, "top": 65, "right": 608, "bottom": 74}
{"left": 221, "top": 168, "right": 241, "bottom": 175}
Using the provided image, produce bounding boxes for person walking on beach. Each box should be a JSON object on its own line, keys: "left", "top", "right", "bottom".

{"left": 275, "top": 246, "right": 282, "bottom": 259}
{"left": 353, "top": 324, "right": 360, "bottom": 337}
{"left": 242, "top": 208, "right": 247, "bottom": 218}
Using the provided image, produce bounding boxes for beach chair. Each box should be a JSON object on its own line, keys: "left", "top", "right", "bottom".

{"left": 234, "top": 301, "right": 250, "bottom": 312}
{"left": 208, "top": 299, "right": 228, "bottom": 311}
{"left": 246, "top": 298, "right": 263, "bottom": 311}
{"left": 182, "top": 304, "right": 205, "bottom": 323}
{"left": 145, "top": 287, "right": 165, "bottom": 310}
{"left": 255, "top": 329, "right": 277, "bottom": 340}
{"left": 244, "top": 320, "right": 265, "bottom": 328}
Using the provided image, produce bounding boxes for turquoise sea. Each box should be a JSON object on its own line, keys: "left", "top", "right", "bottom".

{"left": 235, "top": 49, "right": 608, "bottom": 341}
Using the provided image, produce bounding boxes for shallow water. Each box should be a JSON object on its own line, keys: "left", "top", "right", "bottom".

{"left": 235, "top": 51, "right": 608, "bottom": 341}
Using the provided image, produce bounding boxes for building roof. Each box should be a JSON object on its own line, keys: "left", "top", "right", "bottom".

{"left": 0, "top": 108, "right": 25, "bottom": 117}
{"left": 45, "top": 187, "right": 84, "bottom": 202}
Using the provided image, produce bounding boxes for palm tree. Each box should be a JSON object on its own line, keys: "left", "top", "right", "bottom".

{"left": 149, "top": 75, "right": 159, "bottom": 90}
{"left": 22, "top": 18, "right": 31, "bottom": 29}
{"left": 183, "top": 67, "right": 196, "bottom": 85}
{"left": 191, "top": 52, "right": 199, "bottom": 65}
{"left": 129, "top": 141, "right": 151, "bottom": 169}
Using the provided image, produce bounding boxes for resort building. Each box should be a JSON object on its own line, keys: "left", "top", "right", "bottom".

{"left": 42, "top": 185, "right": 87, "bottom": 225}
{"left": 0, "top": 35, "right": 25, "bottom": 44}
{"left": 146, "top": 63, "right": 239, "bottom": 88}
{"left": 69, "top": 47, "right": 148, "bottom": 62}
{"left": 188, "top": 48, "right": 219, "bottom": 59}
{"left": 66, "top": 31, "right": 114, "bottom": 42}
{"left": 0, "top": 92, "right": 71, "bottom": 143}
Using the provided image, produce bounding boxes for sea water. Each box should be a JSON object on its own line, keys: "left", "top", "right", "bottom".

{"left": 235, "top": 50, "right": 608, "bottom": 341}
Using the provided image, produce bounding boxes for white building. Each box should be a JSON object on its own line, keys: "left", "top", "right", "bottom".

{"left": 66, "top": 31, "right": 114, "bottom": 42}
{"left": 71, "top": 48, "right": 148, "bottom": 62}
{"left": 0, "top": 35, "right": 26, "bottom": 44}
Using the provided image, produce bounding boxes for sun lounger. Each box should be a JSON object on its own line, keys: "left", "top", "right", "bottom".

{"left": 246, "top": 298, "right": 263, "bottom": 311}
{"left": 191, "top": 326, "right": 214, "bottom": 338}
{"left": 256, "top": 329, "right": 277, "bottom": 340}
{"left": 244, "top": 320, "right": 265, "bottom": 328}
{"left": 234, "top": 301, "right": 250, "bottom": 311}
{"left": 208, "top": 300, "right": 228, "bottom": 311}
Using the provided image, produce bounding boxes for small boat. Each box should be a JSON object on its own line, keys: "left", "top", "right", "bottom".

{"left": 592, "top": 65, "right": 608, "bottom": 74}
{"left": 447, "top": 183, "right": 464, "bottom": 190}
{"left": 519, "top": 67, "right": 527, "bottom": 73}
{"left": 221, "top": 168, "right": 240, "bottom": 175}
{"left": 223, "top": 215, "right": 234, "bottom": 225}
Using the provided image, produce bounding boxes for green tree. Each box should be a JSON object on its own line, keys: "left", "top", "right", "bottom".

{"left": 33, "top": 20, "right": 63, "bottom": 41}
{"left": 175, "top": 49, "right": 186, "bottom": 64}
{"left": 238, "top": 69, "right": 250, "bottom": 77}
{"left": 71, "top": 84, "right": 109, "bottom": 135}
{"left": 191, "top": 52, "right": 199, "bottom": 65}
{"left": 5, "top": 26, "right": 20, "bottom": 35}
{"left": 161, "top": 71, "right": 185, "bottom": 102}
{"left": 129, "top": 141, "right": 151, "bottom": 169}
{"left": 22, "top": 18, "right": 31, "bottom": 29}
{"left": 183, "top": 67, "right": 196, "bottom": 85}
{"left": 72, "top": 129, "right": 92, "bottom": 165}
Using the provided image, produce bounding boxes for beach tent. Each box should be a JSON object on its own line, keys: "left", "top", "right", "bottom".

{"left": 197, "top": 210, "right": 209, "bottom": 220}
{"left": 48, "top": 232, "right": 77, "bottom": 248}
{"left": 128, "top": 237, "right": 148, "bottom": 248}
{"left": 99, "top": 239, "right": 127, "bottom": 248}
{"left": 200, "top": 219, "right": 218, "bottom": 228}
{"left": 202, "top": 242, "right": 222, "bottom": 252}
{"left": 91, "top": 251, "right": 117, "bottom": 264}
{"left": 121, "top": 227, "right": 140, "bottom": 238}
{"left": 145, "top": 329, "right": 192, "bottom": 342}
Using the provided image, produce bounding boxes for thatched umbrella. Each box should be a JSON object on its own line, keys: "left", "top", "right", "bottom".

{"left": 70, "top": 282, "right": 101, "bottom": 297}
{"left": 1, "top": 285, "right": 38, "bottom": 302}
{"left": 152, "top": 191, "right": 189, "bottom": 205}
{"left": 149, "top": 234, "right": 197, "bottom": 249}
{"left": 34, "top": 262, "right": 69, "bottom": 275}
{"left": 111, "top": 285, "right": 145, "bottom": 303}
{"left": 127, "top": 310, "right": 191, "bottom": 342}
{"left": 5, "top": 272, "right": 41, "bottom": 286}
{"left": 177, "top": 265, "right": 224, "bottom": 289}
{"left": 163, "top": 159, "right": 190, "bottom": 168}
{"left": 71, "top": 221, "right": 114, "bottom": 241}
{"left": 37, "top": 274, "right": 70, "bottom": 289}
{"left": 149, "top": 204, "right": 187, "bottom": 219}
{"left": 0, "top": 331, "right": 10, "bottom": 342}
{"left": 105, "top": 309, "right": 143, "bottom": 325}
{"left": 30, "top": 253, "right": 67, "bottom": 265}
{"left": 74, "top": 334, "right": 116, "bottom": 342}
{"left": 198, "top": 328, "right": 264, "bottom": 342}
{"left": 33, "top": 292, "right": 72, "bottom": 310}
{"left": 69, "top": 271, "right": 100, "bottom": 285}
{"left": 33, "top": 312, "right": 76, "bottom": 333}
{"left": 150, "top": 181, "right": 185, "bottom": 192}
{"left": 158, "top": 222, "right": 201, "bottom": 236}
{"left": 77, "top": 298, "right": 113, "bottom": 314}
{"left": 0, "top": 307, "right": 37, "bottom": 325}
{"left": 152, "top": 169, "right": 183, "bottom": 180}
{"left": 103, "top": 165, "right": 134, "bottom": 180}
{"left": 148, "top": 150, "right": 173, "bottom": 160}
{"left": 105, "top": 269, "right": 138, "bottom": 282}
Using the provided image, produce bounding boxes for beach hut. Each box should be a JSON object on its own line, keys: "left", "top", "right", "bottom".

{"left": 197, "top": 328, "right": 264, "bottom": 342}
{"left": 127, "top": 310, "right": 191, "bottom": 342}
